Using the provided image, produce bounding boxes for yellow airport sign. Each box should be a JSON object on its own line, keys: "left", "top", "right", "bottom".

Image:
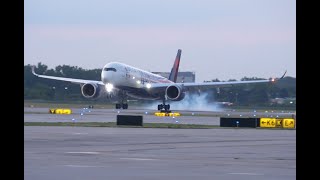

{"left": 154, "top": 112, "right": 181, "bottom": 117}
{"left": 169, "top": 113, "right": 181, "bottom": 117}
{"left": 154, "top": 112, "right": 165, "bottom": 116}
{"left": 282, "top": 118, "right": 295, "bottom": 128}
{"left": 275, "top": 119, "right": 282, "bottom": 127}
{"left": 260, "top": 118, "right": 276, "bottom": 128}
{"left": 49, "top": 108, "right": 72, "bottom": 114}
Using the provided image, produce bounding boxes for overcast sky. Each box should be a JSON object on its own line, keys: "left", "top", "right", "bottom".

{"left": 24, "top": 0, "right": 295, "bottom": 82}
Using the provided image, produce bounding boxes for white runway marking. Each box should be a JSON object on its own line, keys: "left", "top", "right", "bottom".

{"left": 72, "top": 133, "right": 88, "bottom": 135}
{"left": 228, "top": 172, "right": 264, "bottom": 176}
{"left": 63, "top": 165, "right": 102, "bottom": 168}
{"left": 120, "top": 158, "right": 157, "bottom": 161}
{"left": 65, "top": 152, "right": 100, "bottom": 154}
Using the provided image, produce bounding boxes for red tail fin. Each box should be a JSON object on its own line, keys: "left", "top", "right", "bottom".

{"left": 168, "top": 49, "right": 181, "bottom": 82}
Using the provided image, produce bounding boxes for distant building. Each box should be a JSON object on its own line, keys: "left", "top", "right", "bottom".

{"left": 152, "top": 71, "right": 195, "bottom": 83}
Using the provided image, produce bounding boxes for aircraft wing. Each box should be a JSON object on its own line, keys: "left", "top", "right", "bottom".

{"left": 149, "top": 71, "right": 286, "bottom": 92}
{"left": 32, "top": 66, "right": 104, "bottom": 85}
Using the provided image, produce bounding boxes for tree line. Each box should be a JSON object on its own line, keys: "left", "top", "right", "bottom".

{"left": 24, "top": 63, "right": 296, "bottom": 107}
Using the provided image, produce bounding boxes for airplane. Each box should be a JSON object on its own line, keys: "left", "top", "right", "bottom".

{"left": 32, "top": 49, "right": 286, "bottom": 112}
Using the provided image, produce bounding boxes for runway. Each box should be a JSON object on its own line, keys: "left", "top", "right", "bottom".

{"left": 24, "top": 107, "right": 296, "bottom": 180}
{"left": 25, "top": 126, "right": 295, "bottom": 180}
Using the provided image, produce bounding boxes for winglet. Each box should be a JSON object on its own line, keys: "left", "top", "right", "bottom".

{"left": 280, "top": 70, "right": 287, "bottom": 79}
{"left": 31, "top": 66, "right": 39, "bottom": 76}
{"left": 269, "top": 70, "right": 287, "bottom": 83}
{"left": 168, "top": 49, "right": 182, "bottom": 83}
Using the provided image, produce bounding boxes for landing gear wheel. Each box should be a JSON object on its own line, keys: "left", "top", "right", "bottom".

{"left": 116, "top": 104, "right": 121, "bottom": 109}
{"left": 122, "top": 103, "right": 128, "bottom": 109}
{"left": 157, "top": 104, "right": 170, "bottom": 112}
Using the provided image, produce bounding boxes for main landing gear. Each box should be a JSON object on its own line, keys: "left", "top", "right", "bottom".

{"left": 115, "top": 103, "right": 128, "bottom": 109}
{"left": 157, "top": 98, "right": 171, "bottom": 113}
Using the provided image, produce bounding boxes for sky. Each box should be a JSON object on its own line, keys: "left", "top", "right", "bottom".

{"left": 24, "top": 0, "right": 296, "bottom": 82}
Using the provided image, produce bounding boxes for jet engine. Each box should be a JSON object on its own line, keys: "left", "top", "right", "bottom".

{"left": 81, "top": 83, "right": 100, "bottom": 98}
{"left": 165, "top": 85, "right": 186, "bottom": 101}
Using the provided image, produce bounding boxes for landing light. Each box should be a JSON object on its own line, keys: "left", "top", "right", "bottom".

{"left": 146, "top": 83, "right": 151, "bottom": 89}
{"left": 137, "top": 80, "right": 141, "bottom": 84}
{"left": 105, "top": 83, "right": 114, "bottom": 92}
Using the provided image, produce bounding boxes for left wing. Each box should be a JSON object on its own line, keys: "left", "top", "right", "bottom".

{"left": 32, "top": 66, "right": 104, "bottom": 85}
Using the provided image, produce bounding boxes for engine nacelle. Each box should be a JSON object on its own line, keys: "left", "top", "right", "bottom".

{"left": 81, "top": 83, "right": 100, "bottom": 98}
{"left": 165, "top": 85, "right": 186, "bottom": 101}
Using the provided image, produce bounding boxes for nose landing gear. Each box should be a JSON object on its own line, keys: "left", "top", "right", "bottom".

{"left": 115, "top": 91, "right": 128, "bottom": 109}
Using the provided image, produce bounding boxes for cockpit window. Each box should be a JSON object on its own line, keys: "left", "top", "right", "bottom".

{"left": 103, "top": 67, "right": 117, "bottom": 72}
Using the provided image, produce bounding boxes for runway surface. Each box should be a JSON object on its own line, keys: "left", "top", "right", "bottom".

{"left": 24, "top": 107, "right": 296, "bottom": 179}
{"left": 24, "top": 107, "right": 295, "bottom": 125}
{"left": 25, "top": 126, "right": 296, "bottom": 180}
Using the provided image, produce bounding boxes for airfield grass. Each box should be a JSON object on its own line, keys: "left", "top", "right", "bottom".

{"left": 24, "top": 122, "right": 219, "bottom": 129}
{"left": 24, "top": 100, "right": 114, "bottom": 109}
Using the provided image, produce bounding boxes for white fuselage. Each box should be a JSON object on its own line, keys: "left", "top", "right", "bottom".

{"left": 101, "top": 62, "right": 173, "bottom": 99}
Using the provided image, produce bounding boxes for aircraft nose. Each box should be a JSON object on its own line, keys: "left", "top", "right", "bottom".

{"left": 101, "top": 71, "right": 113, "bottom": 84}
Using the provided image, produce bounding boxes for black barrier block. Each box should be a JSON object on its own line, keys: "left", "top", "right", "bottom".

{"left": 117, "top": 115, "right": 143, "bottom": 126}
{"left": 256, "top": 118, "right": 260, "bottom": 127}
{"left": 220, "top": 118, "right": 259, "bottom": 128}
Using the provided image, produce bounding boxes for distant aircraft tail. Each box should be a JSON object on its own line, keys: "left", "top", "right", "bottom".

{"left": 168, "top": 49, "right": 181, "bottom": 83}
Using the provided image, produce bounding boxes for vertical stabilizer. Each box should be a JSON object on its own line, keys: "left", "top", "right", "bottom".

{"left": 168, "top": 49, "right": 182, "bottom": 83}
